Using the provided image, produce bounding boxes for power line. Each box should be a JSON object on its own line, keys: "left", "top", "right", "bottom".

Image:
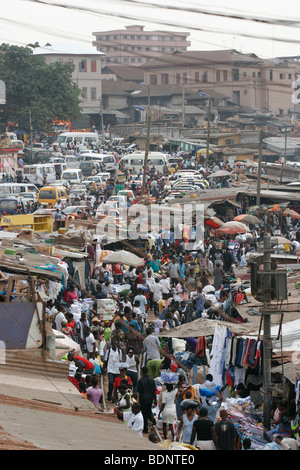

{"left": 24, "top": 0, "right": 300, "bottom": 47}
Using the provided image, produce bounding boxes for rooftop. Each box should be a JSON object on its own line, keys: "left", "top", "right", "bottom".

{"left": 32, "top": 42, "right": 104, "bottom": 56}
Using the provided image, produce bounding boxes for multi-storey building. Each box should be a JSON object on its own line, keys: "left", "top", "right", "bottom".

{"left": 142, "top": 49, "right": 300, "bottom": 116}
{"left": 32, "top": 42, "right": 104, "bottom": 119}
{"left": 92, "top": 24, "right": 190, "bottom": 66}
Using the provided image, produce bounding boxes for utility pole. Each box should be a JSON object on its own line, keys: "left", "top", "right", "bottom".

{"left": 182, "top": 81, "right": 185, "bottom": 130}
{"left": 256, "top": 129, "right": 263, "bottom": 207}
{"left": 142, "top": 85, "right": 151, "bottom": 195}
{"left": 205, "top": 97, "right": 211, "bottom": 173}
{"left": 280, "top": 128, "right": 288, "bottom": 184}
{"left": 261, "top": 234, "right": 273, "bottom": 433}
{"left": 29, "top": 108, "right": 33, "bottom": 162}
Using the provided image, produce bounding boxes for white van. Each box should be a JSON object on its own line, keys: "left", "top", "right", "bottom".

{"left": 22, "top": 164, "right": 56, "bottom": 186}
{"left": 82, "top": 153, "right": 117, "bottom": 172}
{"left": 62, "top": 169, "right": 83, "bottom": 185}
{"left": 118, "top": 152, "right": 169, "bottom": 173}
{"left": 55, "top": 132, "right": 99, "bottom": 149}
{"left": 0, "top": 182, "right": 38, "bottom": 195}
{"left": 64, "top": 155, "right": 80, "bottom": 169}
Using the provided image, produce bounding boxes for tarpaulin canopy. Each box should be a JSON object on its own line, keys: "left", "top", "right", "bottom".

{"left": 159, "top": 318, "right": 258, "bottom": 338}
{"left": 100, "top": 250, "right": 144, "bottom": 267}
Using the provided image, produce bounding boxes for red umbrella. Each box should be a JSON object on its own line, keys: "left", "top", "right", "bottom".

{"left": 217, "top": 221, "right": 248, "bottom": 235}
{"left": 205, "top": 216, "right": 223, "bottom": 229}
{"left": 282, "top": 208, "right": 300, "bottom": 220}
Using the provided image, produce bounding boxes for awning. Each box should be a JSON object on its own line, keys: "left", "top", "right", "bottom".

{"left": 159, "top": 318, "right": 258, "bottom": 338}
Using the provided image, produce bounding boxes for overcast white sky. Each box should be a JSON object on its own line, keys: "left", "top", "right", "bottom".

{"left": 1, "top": 0, "right": 300, "bottom": 58}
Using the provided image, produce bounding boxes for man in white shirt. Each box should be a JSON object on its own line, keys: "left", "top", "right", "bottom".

{"left": 115, "top": 402, "right": 144, "bottom": 436}
{"left": 150, "top": 278, "right": 164, "bottom": 317}
{"left": 159, "top": 274, "right": 170, "bottom": 294}
{"left": 54, "top": 306, "right": 67, "bottom": 331}
{"left": 104, "top": 339, "right": 123, "bottom": 401}
{"left": 83, "top": 326, "right": 96, "bottom": 360}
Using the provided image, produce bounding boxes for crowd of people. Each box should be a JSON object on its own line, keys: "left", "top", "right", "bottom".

{"left": 20, "top": 141, "right": 295, "bottom": 450}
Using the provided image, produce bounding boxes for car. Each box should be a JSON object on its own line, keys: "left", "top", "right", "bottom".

{"left": 97, "top": 172, "right": 111, "bottom": 182}
{"left": 62, "top": 205, "right": 90, "bottom": 218}
{"left": 107, "top": 195, "right": 127, "bottom": 207}
{"left": 51, "top": 180, "right": 71, "bottom": 191}
{"left": 117, "top": 189, "right": 134, "bottom": 202}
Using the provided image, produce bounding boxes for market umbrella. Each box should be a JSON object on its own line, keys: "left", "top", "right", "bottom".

{"left": 208, "top": 169, "right": 232, "bottom": 178}
{"left": 282, "top": 208, "right": 300, "bottom": 220}
{"left": 100, "top": 250, "right": 144, "bottom": 266}
{"left": 197, "top": 148, "right": 213, "bottom": 156}
{"left": 234, "top": 214, "right": 261, "bottom": 225}
{"left": 270, "top": 236, "right": 292, "bottom": 245}
{"left": 205, "top": 216, "right": 224, "bottom": 229}
{"left": 217, "top": 221, "right": 248, "bottom": 235}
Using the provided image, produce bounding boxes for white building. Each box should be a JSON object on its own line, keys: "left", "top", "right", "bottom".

{"left": 32, "top": 43, "right": 105, "bottom": 121}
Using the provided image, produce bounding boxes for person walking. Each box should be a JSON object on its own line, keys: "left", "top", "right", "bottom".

{"left": 176, "top": 404, "right": 198, "bottom": 445}
{"left": 190, "top": 407, "right": 217, "bottom": 450}
{"left": 158, "top": 383, "right": 178, "bottom": 440}
{"left": 214, "top": 409, "right": 238, "bottom": 450}
{"left": 137, "top": 366, "right": 157, "bottom": 434}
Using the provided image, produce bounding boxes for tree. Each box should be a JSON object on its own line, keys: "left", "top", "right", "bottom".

{"left": 0, "top": 43, "right": 82, "bottom": 133}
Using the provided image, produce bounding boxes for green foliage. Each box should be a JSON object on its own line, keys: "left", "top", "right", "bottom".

{"left": 0, "top": 43, "right": 83, "bottom": 133}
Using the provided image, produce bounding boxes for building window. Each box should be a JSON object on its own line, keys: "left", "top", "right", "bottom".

{"left": 91, "top": 60, "right": 97, "bottom": 72}
{"left": 183, "top": 72, "right": 188, "bottom": 84}
{"left": 106, "top": 35, "right": 110, "bottom": 40}
{"left": 113, "top": 35, "right": 118, "bottom": 40}
{"left": 114, "top": 58, "right": 118, "bottom": 63}
{"left": 81, "top": 87, "right": 87, "bottom": 99}
{"left": 150, "top": 74, "right": 157, "bottom": 85}
{"left": 252, "top": 71, "right": 256, "bottom": 77}
{"left": 289, "top": 73, "right": 292, "bottom": 79}
{"left": 91, "top": 87, "right": 97, "bottom": 101}
{"left": 226, "top": 138, "right": 235, "bottom": 145}
{"left": 130, "top": 47, "right": 135, "bottom": 51}
{"left": 232, "top": 69, "right": 239, "bottom": 81}
{"left": 97, "top": 36, "right": 103, "bottom": 41}
{"left": 244, "top": 90, "right": 248, "bottom": 94}
{"left": 137, "top": 47, "right": 141, "bottom": 51}
{"left": 170, "top": 48, "right": 175, "bottom": 52}
{"left": 243, "top": 71, "right": 247, "bottom": 77}
{"left": 79, "top": 60, "right": 87, "bottom": 72}
{"left": 170, "top": 36, "right": 174, "bottom": 41}
{"left": 123, "top": 58, "right": 129, "bottom": 62}
{"left": 137, "top": 58, "right": 142, "bottom": 63}
{"left": 130, "top": 35, "right": 135, "bottom": 40}
{"left": 146, "top": 47, "right": 150, "bottom": 51}
{"left": 280, "top": 73, "right": 285, "bottom": 79}
{"left": 123, "top": 35, "right": 128, "bottom": 39}
{"left": 216, "top": 70, "right": 221, "bottom": 81}
{"left": 195, "top": 72, "right": 200, "bottom": 83}
{"left": 161, "top": 36, "right": 165, "bottom": 41}
{"left": 202, "top": 72, "right": 208, "bottom": 83}
{"left": 161, "top": 74, "right": 169, "bottom": 85}
{"left": 270, "top": 70, "right": 273, "bottom": 81}
{"left": 152, "top": 35, "right": 159, "bottom": 40}
{"left": 162, "top": 47, "right": 165, "bottom": 52}
{"left": 145, "top": 35, "right": 150, "bottom": 40}
{"left": 258, "top": 71, "right": 262, "bottom": 77}
{"left": 131, "top": 58, "right": 135, "bottom": 63}
{"left": 176, "top": 73, "right": 180, "bottom": 84}
{"left": 137, "top": 35, "right": 141, "bottom": 40}
{"left": 114, "top": 47, "right": 118, "bottom": 51}
{"left": 124, "top": 46, "right": 128, "bottom": 51}
{"left": 223, "top": 70, "right": 228, "bottom": 81}
{"left": 152, "top": 46, "right": 159, "bottom": 51}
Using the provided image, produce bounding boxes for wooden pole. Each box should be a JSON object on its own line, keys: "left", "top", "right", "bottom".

{"left": 142, "top": 85, "right": 151, "bottom": 195}
{"left": 256, "top": 129, "right": 263, "bottom": 207}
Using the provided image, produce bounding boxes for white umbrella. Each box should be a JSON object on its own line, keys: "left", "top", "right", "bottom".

{"left": 208, "top": 170, "right": 232, "bottom": 178}
{"left": 101, "top": 250, "right": 144, "bottom": 266}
